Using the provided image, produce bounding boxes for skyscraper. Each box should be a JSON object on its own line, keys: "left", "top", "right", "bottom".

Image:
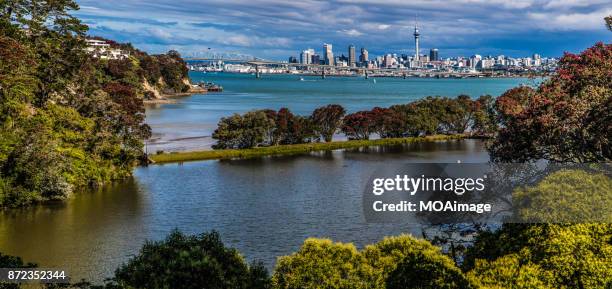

{"left": 300, "top": 48, "right": 315, "bottom": 64}
{"left": 429, "top": 48, "right": 439, "bottom": 61}
{"left": 323, "top": 43, "right": 334, "bottom": 66}
{"left": 414, "top": 21, "right": 420, "bottom": 62}
{"left": 360, "top": 47, "right": 368, "bottom": 63}
{"left": 348, "top": 44, "right": 356, "bottom": 67}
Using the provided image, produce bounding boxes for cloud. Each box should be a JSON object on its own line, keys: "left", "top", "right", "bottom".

{"left": 74, "top": 0, "right": 610, "bottom": 59}
{"left": 528, "top": 8, "right": 612, "bottom": 30}
{"left": 339, "top": 29, "right": 363, "bottom": 37}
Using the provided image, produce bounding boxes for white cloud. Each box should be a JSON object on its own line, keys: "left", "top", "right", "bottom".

{"left": 528, "top": 8, "right": 612, "bottom": 30}
{"left": 339, "top": 29, "right": 364, "bottom": 36}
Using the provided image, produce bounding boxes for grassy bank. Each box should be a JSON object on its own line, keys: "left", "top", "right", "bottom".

{"left": 149, "top": 134, "right": 467, "bottom": 164}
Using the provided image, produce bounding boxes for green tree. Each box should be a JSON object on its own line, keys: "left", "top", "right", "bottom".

{"left": 113, "top": 230, "right": 270, "bottom": 289}
{"left": 212, "top": 110, "right": 274, "bottom": 149}
{"left": 386, "top": 251, "right": 474, "bottom": 289}
{"left": 467, "top": 254, "right": 551, "bottom": 289}
{"left": 273, "top": 238, "right": 373, "bottom": 289}
{"left": 513, "top": 169, "right": 612, "bottom": 223}
{"left": 464, "top": 224, "right": 612, "bottom": 288}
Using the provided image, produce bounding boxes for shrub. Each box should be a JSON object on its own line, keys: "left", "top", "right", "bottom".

{"left": 386, "top": 251, "right": 474, "bottom": 289}
{"left": 273, "top": 235, "right": 471, "bottom": 289}
{"left": 113, "top": 230, "right": 270, "bottom": 289}
{"left": 273, "top": 238, "right": 373, "bottom": 289}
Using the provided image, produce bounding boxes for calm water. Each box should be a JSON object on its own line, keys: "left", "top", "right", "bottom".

{"left": 146, "top": 72, "right": 531, "bottom": 151}
{"left": 0, "top": 140, "right": 488, "bottom": 283}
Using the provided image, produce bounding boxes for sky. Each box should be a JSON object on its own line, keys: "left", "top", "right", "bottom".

{"left": 74, "top": 0, "right": 612, "bottom": 60}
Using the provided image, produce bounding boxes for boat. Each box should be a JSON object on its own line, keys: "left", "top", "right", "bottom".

{"left": 300, "top": 77, "right": 305, "bottom": 81}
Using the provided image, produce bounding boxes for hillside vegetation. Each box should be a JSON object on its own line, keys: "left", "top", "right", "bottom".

{"left": 0, "top": 1, "right": 189, "bottom": 207}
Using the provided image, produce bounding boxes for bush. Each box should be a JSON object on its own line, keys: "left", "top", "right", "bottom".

{"left": 273, "top": 238, "right": 373, "bottom": 289}
{"left": 273, "top": 235, "right": 471, "bottom": 289}
{"left": 113, "top": 230, "right": 270, "bottom": 289}
{"left": 0, "top": 252, "right": 37, "bottom": 289}
{"left": 386, "top": 251, "right": 474, "bottom": 289}
{"left": 464, "top": 224, "right": 612, "bottom": 288}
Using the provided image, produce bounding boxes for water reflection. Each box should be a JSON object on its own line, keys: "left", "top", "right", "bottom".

{"left": 0, "top": 140, "right": 488, "bottom": 283}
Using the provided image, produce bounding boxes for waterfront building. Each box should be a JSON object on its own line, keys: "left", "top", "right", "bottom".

{"left": 311, "top": 54, "right": 321, "bottom": 65}
{"left": 533, "top": 54, "right": 541, "bottom": 66}
{"left": 348, "top": 45, "right": 356, "bottom": 67}
{"left": 469, "top": 54, "right": 482, "bottom": 69}
{"left": 300, "top": 48, "right": 315, "bottom": 64}
{"left": 383, "top": 54, "right": 394, "bottom": 68}
{"left": 85, "top": 39, "right": 129, "bottom": 60}
{"left": 360, "top": 48, "right": 368, "bottom": 63}
{"left": 324, "top": 43, "right": 334, "bottom": 66}
{"left": 429, "top": 48, "right": 439, "bottom": 61}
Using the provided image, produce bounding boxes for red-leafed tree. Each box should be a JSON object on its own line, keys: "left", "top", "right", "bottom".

{"left": 489, "top": 42, "right": 612, "bottom": 162}
{"left": 342, "top": 111, "right": 375, "bottom": 140}
{"left": 311, "top": 104, "right": 346, "bottom": 142}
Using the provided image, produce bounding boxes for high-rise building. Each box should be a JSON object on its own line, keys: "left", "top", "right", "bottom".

{"left": 300, "top": 48, "right": 315, "bottom": 64}
{"left": 348, "top": 45, "right": 356, "bottom": 67}
{"left": 533, "top": 54, "right": 541, "bottom": 66}
{"left": 383, "top": 54, "right": 394, "bottom": 68}
{"left": 359, "top": 48, "right": 368, "bottom": 63}
{"left": 311, "top": 54, "right": 321, "bottom": 65}
{"left": 429, "top": 48, "right": 439, "bottom": 61}
{"left": 288, "top": 56, "right": 298, "bottom": 63}
{"left": 323, "top": 43, "right": 334, "bottom": 66}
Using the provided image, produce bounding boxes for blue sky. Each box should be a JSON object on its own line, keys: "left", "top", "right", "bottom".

{"left": 75, "top": 0, "right": 611, "bottom": 60}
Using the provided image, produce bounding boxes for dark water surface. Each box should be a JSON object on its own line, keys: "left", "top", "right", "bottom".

{"left": 0, "top": 140, "right": 488, "bottom": 283}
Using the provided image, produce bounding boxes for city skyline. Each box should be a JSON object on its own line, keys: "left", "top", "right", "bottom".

{"left": 75, "top": 0, "right": 611, "bottom": 60}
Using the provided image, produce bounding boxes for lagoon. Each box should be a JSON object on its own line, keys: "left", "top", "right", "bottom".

{"left": 0, "top": 140, "right": 488, "bottom": 283}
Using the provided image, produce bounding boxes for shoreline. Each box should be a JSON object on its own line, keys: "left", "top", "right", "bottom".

{"left": 144, "top": 87, "right": 208, "bottom": 104}
{"left": 148, "top": 134, "right": 470, "bottom": 164}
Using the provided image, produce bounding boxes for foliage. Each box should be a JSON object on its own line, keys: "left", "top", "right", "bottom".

{"left": 0, "top": 0, "right": 186, "bottom": 207}
{"left": 311, "top": 104, "right": 346, "bottom": 142}
{"left": 386, "top": 251, "right": 474, "bottom": 289}
{"left": 153, "top": 135, "right": 466, "bottom": 163}
{"left": 0, "top": 252, "right": 36, "bottom": 289}
{"left": 513, "top": 169, "right": 612, "bottom": 223}
{"left": 273, "top": 238, "right": 372, "bottom": 289}
{"left": 464, "top": 223, "right": 612, "bottom": 288}
{"left": 273, "top": 235, "right": 472, "bottom": 289}
{"left": 113, "top": 230, "right": 270, "bottom": 289}
{"left": 212, "top": 111, "right": 274, "bottom": 149}
{"left": 341, "top": 110, "right": 375, "bottom": 140}
{"left": 489, "top": 43, "right": 612, "bottom": 162}
{"left": 467, "top": 254, "right": 551, "bottom": 289}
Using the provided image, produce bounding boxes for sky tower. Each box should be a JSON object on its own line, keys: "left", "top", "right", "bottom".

{"left": 414, "top": 17, "right": 420, "bottom": 62}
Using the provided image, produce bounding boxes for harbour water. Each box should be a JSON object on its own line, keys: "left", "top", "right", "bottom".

{"left": 1, "top": 74, "right": 527, "bottom": 283}
{"left": 146, "top": 72, "right": 532, "bottom": 152}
